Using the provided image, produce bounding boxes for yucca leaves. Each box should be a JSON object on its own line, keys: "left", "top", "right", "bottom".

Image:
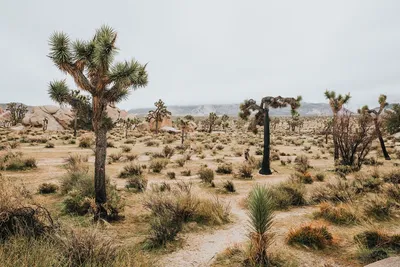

{"left": 49, "top": 32, "right": 72, "bottom": 69}
{"left": 48, "top": 80, "right": 70, "bottom": 104}
{"left": 248, "top": 184, "right": 274, "bottom": 235}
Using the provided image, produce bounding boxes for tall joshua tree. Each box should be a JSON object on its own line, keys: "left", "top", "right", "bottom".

{"left": 146, "top": 99, "right": 171, "bottom": 134}
{"left": 239, "top": 96, "right": 302, "bottom": 175}
{"left": 177, "top": 118, "right": 190, "bottom": 144}
{"left": 221, "top": 114, "right": 229, "bottom": 132}
{"left": 358, "top": 94, "right": 391, "bottom": 160}
{"left": 48, "top": 83, "right": 90, "bottom": 137}
{"left": 48, "top": 26, "right": 148, "bottom": 219}
{"left": 119, "top": 117, "right": 141, "bottom": 139}
{"left": 324, "top": 90, "right": 351, "bottom": 162}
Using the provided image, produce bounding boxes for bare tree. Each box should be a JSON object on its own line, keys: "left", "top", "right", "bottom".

{"left": 6, "top": 102, "right": 28, "bottom": 126}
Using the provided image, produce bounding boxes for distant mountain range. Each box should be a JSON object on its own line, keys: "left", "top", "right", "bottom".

{"left": 128, "top": 102, "right": 334, "bottom": 117}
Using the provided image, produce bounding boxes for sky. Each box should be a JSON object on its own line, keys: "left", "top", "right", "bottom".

{"left": 1, "top": 0, "right": 400, "bottom": 110}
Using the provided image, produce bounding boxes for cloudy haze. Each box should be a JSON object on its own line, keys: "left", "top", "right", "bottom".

{"left": 1, "top": 0, "right": 399, "bottom": 110}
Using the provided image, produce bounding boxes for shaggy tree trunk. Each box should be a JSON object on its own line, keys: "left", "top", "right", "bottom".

{"left": 260, "top": 108, "right": 272, "bottom": 175}
{"left": 208, "top": 123, "right": 212, "bottom": 133}
{"left": 92, "top": 97, "right": 108, "bottom": 220}
{"left": 73, "top": 113, "right": 78, "bottom": 137}
{"left": 125, "top": 127, "right": 128, "bottom": 139}
{"left": 181, "top": 129, "right": 185, "bottom": 145}
{"left": 375, "top": 119, "right": 390, "bottom": 160}
{"left": 155, "top": 119, "right": 159, "bottom": 134}
{"left": 333, "top": 114, "right": 339, "bottom": 162}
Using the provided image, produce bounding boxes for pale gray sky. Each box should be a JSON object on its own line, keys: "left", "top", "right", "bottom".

{"left": 1, "top": 0, "right": 400, "bottom": 110}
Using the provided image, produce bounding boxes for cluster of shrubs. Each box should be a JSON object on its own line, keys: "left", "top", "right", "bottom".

{"left": 0, "top": 152, "right": 37, "bottom": 171}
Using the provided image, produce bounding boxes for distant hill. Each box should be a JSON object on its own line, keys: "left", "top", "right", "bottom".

{"left": 128, "top": 102, "right": 333, "bottom": 117}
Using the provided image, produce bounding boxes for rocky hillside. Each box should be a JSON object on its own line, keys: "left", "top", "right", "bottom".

{"left": 129, "top": 102, "right": 334, "bottom": 117}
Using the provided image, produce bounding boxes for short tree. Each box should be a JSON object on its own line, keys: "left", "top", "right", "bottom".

{"left": 358, "top": 94, "right": 391, "bottom": 160}
{"left": 6, "top": 102, "right": 28, "bottom": 126}
{"left": 146, "top": 99, "right": 171, "bottom": 134}
{"left": 48, "top": 25, "right": 148, "bottom": 219}
{"left": 120, "top": 117, "right": 141, "bottom": 139}
{"left": 324, "top": 90, "right": 351, "bottom": 161}
{"left": 177, "top": 118, "right": 190, "bottom": 144}
{"left": 204, "top": 112, "right": 218, "bottom": 133}
{"left": 239, "top": 96, "right": 302, "bottom": 175}
{"left": 221, "top": 114, "right": 229, "bottom": 132}
{"left": 385, "top": 103, "right": 400, "bottom": 134}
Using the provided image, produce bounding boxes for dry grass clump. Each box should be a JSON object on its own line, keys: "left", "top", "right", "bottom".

{"left": 363, "top": 196, "right": 395, "bottom": 220}
{"left": 119, "top": 163, "right": 143, "bottom": 178}
{"left": 38, "top": 183, "right": 59, "bottom": 194}
{"left": 125, "top": 175, "right": 148, "bottom": 192}
{"left": 0, "top": 176, "right": 55, "bottom": 241}
{"left": 223, "top": 180, "right": 236, "bottom": 193}
{"left": 143, "top": 182, "right": 230, "bottom": 248}
{"left": 216, "top": 163, "right": 233, "bottom": 174}
{"left": 314, "top": 202, "right": 358, "bottom": 225}
{"left": 65, "top": 154, "right": 89, "bottom": 174}
{"left": 0, "top": 152, "right": 37, "bottom": 171}
{"left": 286, "top": 222, "right": 333, "bottom": 249}
{"left": 311, "top": 179, "right": 356, "bottom": 203}
{"left": 383, "top": 169, "right": 400, "bottom": 184}
{"left": 269, "top": 182, "right": 306, "bottom": 210}
{"left": 78, "top": 136, "right": 93, "bottom": 148}
{"left": 175, "top": 157, "right": 186, "bottom": 167}
{"left": 149, "top": 158, "right": 169, "bottom": 173}
{"left": 236, "top": 163, "right": 253, "bottom": 179}
{"left": 198, "top": 167, "right": 215, "bottom": 184}
{"left": 120, "top": 145, "right": 132, "bottom": 153}
{"left": 109, "top": 152, "right": 123, "bottom": 162}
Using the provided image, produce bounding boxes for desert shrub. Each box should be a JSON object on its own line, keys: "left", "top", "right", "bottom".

{"left": 271, "top": 152, "right": 280, "bottom": 161}
{"left": 236, "top": 163, "right": 253, "bottom": 179}
{"left": 8, "top": 141, "right": 20, "bottom": 149}
{"left": 167, "top": 172, "right": 176, "bottom": 179}
{"left": 286, "top": 223, "right": 333, "bottom": 249}
{"left": 255, "top": 148, "right": 263, "bottom": 155}
{"left": 181, "top": 169, "right": 191, "bottom": 176}
{"left": 125, "top": 153, "right": 138, "bottom": 161}
{"left": 193, "top": 197, "right": 231, "bottom": 225}
{"left": 355, "top": 230, "right": 400, "bottom": 252}
{"left": 216, "top": 163, "right": 233, "bottom": 174}
{"left": 383, "top": 169, "right": 400, "bottom": 184}
{"left": 315, "top": 172, "right": 325, "bottom": 181}
{"left": 352, "top": 174, "right": 383, "bottom": 194}
{"left": 294, "top": 155, "right": 311, "bottom": 173}
{"left": 125, "top": 175, "right": 148, "bottom": 192}
{"left": 38, "top": 183, "right": 59, "bottom": 194}
{"left": 162, "top": 145, "right": 175, "bottom": 159}
{"left": 146, "top": 140, "right": 159, "bottom": 147}
{"left": 223, "top": 180, "right": 236, "bottom": 193}
{"left": 385, "top": 184, "right": 400, "bottom": 202}
{"left": 216, "top": 144, "right": 224, "bottom": 150}
{"left": 198, "top": 167, "right": 215, "bottom": 184}
{"left": 291, "top": 172, "right": 313, "bottom": 184}
{"left": 0, "top": 176, "right": 55, "bottom": 240}
{"left": 106, "top": 141, "right": 115, "bottom": 148}
{"left": 248, "top": 156, "right": 262, "bottom": 170}
{"left": 124, "top": 138, "right": 136, "bottom": 144}
{"left": 311, "top": 180, "right": 356, "bottom": 203}
{"left": 314, "top": 202, "right": 358, "bottom": 225}
{"left": 119, "top": 163, "right": 143, "bottom": 178}
{"left": 108, "top": 152, "right": 123, "bottom": 162}
{"left": 270, "top": 182, "right": 306, "bottom": 210}
{"left": 0, "top": 152, "right": 37, "bottom": 171}
{"left": 65, "top": 154, "right": 89, "bottom": 174}
{"left": 120, "top": 145, "right": 132, "bottom": 153}
{"left": 175, "top": 157, "right": 186, "bottom": 167}
{"left": 149, "top": 158, "right": 169, "bottom": 173}
{"left": 364, "top": 197, "right": 394, "bottom": 220}
{"left": 45, "top": 142, "right": 55, "bottom": 148}
{"left": 78, "top": 136, "right": 93, "bottom": 148}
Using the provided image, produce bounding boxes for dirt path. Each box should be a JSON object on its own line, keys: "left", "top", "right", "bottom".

{"left": 157, "top": 197, "right": 248, "bottom": 267}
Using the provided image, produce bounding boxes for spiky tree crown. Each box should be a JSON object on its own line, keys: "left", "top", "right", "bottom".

{"left": 324, "top": 90, "right": 351, "bottom": 113}
{"left": 146, "top": 99, "right": 171, "bottom": 122}
{"left": 48, "top": 25, "right": 148, "bottom": 105}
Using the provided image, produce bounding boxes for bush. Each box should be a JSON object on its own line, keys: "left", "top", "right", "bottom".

{"left": 287, "top": 223, "right": 333, "bottom": 249}
{"left": 65, "top": 154, "right": 88, "bottom": 174}
{"left": 198, "top": 167, "right": 214, "bottom": 184}
{"left": 0, "top": 153, "right": 37, "bottom": 171}
{"left": 314, "top": 202, "right": 358, "bottom": 225}
{"left": 294, "top": 155, "right": 311, "bottom": 173}
{"left": 223, "top": 180, "right": 236, "bottom": 193}
{"left": 118, "top": 163, "right": 143, "bottom": 178}
{"left": 315, "top": 173, "right": 325, "bottom": 182}
{"left": 38, "top": 183, "right": 59, "bottom": 194}
{"left": 79, "top": 136, "right": 93, "bottom": 148}
{"left": 167, "top": 172, "right": 176, "bottom": 179}
{"left": 236, "top": 163, "right": 253, "bottom": 179}
{"left": 181, "top": 169, "right": 191, "bottom": 176}
{"left": 125, "top": 153, "right": 138, "bottom": 161}
{"left": 270, "top": 182, "right": 306, "bottom": 210}
{"left": 383, "top": 170, "right": 400, "bottom": 184}
{"left": 355, "top": 230, "right": 400, "bottom": 252}
{"left": 175, "top": 157, "right": 186, "bottom": 167}
{"left": 45, "top": 142, "right": 55, "bottom": 148}
{"left": 364, "top": 197, "right": 394, "bottom": 220}
{"left": 106, "top": 141, "right": 115, "bottom": 148}
{"left": 311, "top": 180, "right": 355, "bottom": 203}
{"left": 109, "top": 152, "right": 123, "bottom": 162}
{"left": 146, "top": 140, "right": 159, "bottom": 147}
{"left": 162, "top": 145, "right": 175, "bottom": 159}
{"left": 216, "top": 163, "right": 233, "bottom": 174}
{"left": 120, "top": 145, "right": 132, "bottom": 153}
{"left": 149, "top": 158, "right": 169, "bottom": 173}
{"left": 125, "top": 175, "right": 148, "bottom": 192}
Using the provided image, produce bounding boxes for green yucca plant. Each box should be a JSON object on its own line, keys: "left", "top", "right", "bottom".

{"left": 247, "top": 184, "right": 275, "bottom": 266}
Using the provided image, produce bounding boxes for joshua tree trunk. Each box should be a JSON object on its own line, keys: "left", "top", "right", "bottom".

{"left": 260, "top": 108, "right": 272, "bottom": 175}
{"left": 125, "top": 127, "right": 128, "bottom": 139}
{"left": 333, "top": 114, "right": 339, "bottom": 162}
{"left": 155, "top": 119, "right": 159, "bottom": 134}
{"left": 92, "top": 97, "right": 108, "bottom": 220}
{"left": 374, "top": 119, "right": 390, "bottom": 160}
{"left": 208, "top": 124, "right": 212, "bottom": 133}
{"left": 73, "top": 113, "right": 78, "bottom": 137}
{"left": 181, "top": 129, "right": 185, "bottom": 145}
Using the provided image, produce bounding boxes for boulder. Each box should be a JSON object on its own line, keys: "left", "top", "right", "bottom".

{"left": 149, "top": 117, "right": 173, "bottom": 131}
{"left": 160, "top": 126, "right": 181, "bottom": 134}
{"left": 364, "top": 257, "right": 400, "bottom": 267}
{"left": 22, "top": 106, "right": 66, "bottom": 131}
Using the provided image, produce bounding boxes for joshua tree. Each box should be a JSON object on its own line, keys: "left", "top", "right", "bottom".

{"left": 146, "top": 99, "right": 171, "bottom": 134}
{"left": 6, "top": 102, "right": 28, "bottom": 126}
{"left": 42, "top": 117, "right": 48, "bottom": 132}
{"left": 358, "top": 95, "right": 391, "bottom": 160}
{"left": 271, "top": 117, "right": 280, "bottom": 130}
{"left": 184, "top": 114, "right": 195, "bottom": 121}
{"left": 48, "top": 84, "right": 90, "bottom": 137}
{"left": 177, "top": 118, "right": 190, "bottom": 144}
{"left": 48, "top": 26, "right": 148, "bottom": 219}
{"left": 322, "top": 117, "right": 333, "bottom": 144}
{"left": 385, "top": 104, "right": 400, "bottom": 134}
{"left": 324, "top": 90, "right": 351, "bottom": 162}
{"left": 204, "top": 112, "right": 218, "bottom": 133}
{"left": 239, "top": 96, "right": 302, "bottom": 175}
{"left": 248, "top": 184, "right": 275, "bottom": 266}
{"left": 221, "top": 114, "right": 229, "bottom": 132}
{"left": 120, "top": 117, "right": 141, "bottom": 139}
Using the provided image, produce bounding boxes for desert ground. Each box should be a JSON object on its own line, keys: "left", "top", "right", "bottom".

{"left": 0, "top": 116, "right": 399, "bottom": 267}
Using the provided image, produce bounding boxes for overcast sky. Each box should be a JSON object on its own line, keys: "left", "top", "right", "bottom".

{"left": 1, "top": 0, "right": 400, "bottom": 110}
